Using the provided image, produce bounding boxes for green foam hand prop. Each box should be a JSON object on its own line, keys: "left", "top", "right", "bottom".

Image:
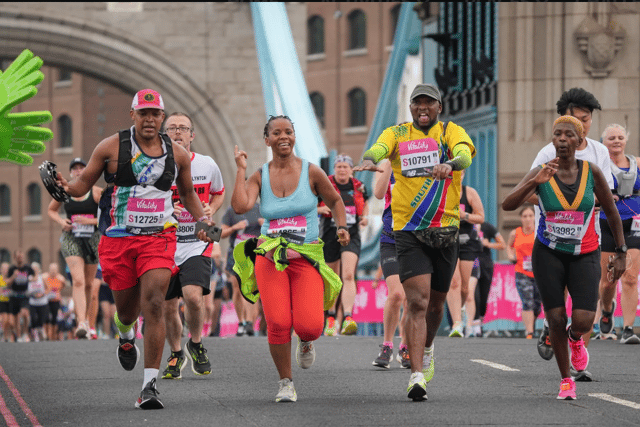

{"left": 0, "top": 49, "right": 53, "bottom": 165}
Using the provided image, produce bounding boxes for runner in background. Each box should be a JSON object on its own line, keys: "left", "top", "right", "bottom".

{"left": 162, "top": 112, "right": 225, "bottom": 380}
{"left": 43, "top": 262, "right": 67, "bottom": 341}
{"left": 221, "top": 203, "right": 263, "bottom": 337}
{"left": 447, "top": 176, "right": 484, "bottom": 337}
{"left": 319, "top": 154, "right": 369, "bottom": 336}
{"left": 507, "top": 205, "right": 542, "bottom": 339}
{"left": 371, "top": 159, "right": 409, "bottom": 369}
{"left": 597, "top": 123, "right": 640, "bottom": 344}
{"left": 466, "top": 221, "right": 506, "bottom": 337}
{"left": 6, "top": 250, "right": 34, "bottom": 342}
{"left": 47, "top": 158, "right": 102, "bottom": 339}
{"left": 0, "top": 262, "right": 11, "bottom": 342}
{"left": 28, "top": 262, "right": 49, "bottom": 342}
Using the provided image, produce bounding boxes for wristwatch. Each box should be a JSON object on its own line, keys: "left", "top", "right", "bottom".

{"left": 465, "top": 212, "right": 470, "bottom": 221}
{"left": 615, "top": 244, "right": 628, "bottom": 254}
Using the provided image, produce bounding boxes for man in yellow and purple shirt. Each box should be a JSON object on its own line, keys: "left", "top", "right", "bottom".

{"left": 355, "top": 83, "right": 475, "bottom": 401}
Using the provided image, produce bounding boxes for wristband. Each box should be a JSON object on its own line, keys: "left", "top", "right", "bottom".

{"left": 198, "top": 216, "right": 209, "bottom": 223}
{"left": 338, "top": 225, "right": 348, "bottom": 232}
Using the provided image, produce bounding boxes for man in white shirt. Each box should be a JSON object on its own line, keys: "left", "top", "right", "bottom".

{"left": 530, "top": 88, "right": 610, "bottom": 381}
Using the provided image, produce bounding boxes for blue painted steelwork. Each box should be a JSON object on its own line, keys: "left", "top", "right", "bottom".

{"left": 250, "top": 2, "right": 327, "bottom": 165}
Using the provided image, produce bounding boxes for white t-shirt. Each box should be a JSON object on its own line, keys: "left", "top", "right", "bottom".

{"left": 171, "top": 152, "right": 224, "bottom": 266}
{"left": 530, "top": 137, "right": 612, "bottom": 242}
{"left": 530, "top": 137, "right": 613, "bottom": 188}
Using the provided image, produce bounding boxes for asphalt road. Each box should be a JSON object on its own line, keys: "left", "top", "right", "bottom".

{"left": 0, "top": 335, "right": 639, "bottom": 427}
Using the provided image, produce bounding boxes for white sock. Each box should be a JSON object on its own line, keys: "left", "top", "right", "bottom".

{"left": 544, "top": 318, "right": 549, "bottom": 328}
{"left": 120, "top": 327, "right": 134, "bottom": 340}
{"left": 143, "top": 368, "right": 159, "bottom": 390}
{"left": 424, "top": 344, "right": 434, "bottom": 354}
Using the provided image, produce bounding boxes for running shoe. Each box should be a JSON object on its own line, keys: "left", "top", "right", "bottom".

{"left": 89, "top": 328, "right": 98, "bottom": 340}
{"left": 423, "top": 347, "right": 435, "bottom": 383}
{"left": 341, "top": 316, "right": 358, "bottom": 335}
{"left": 245, "top": 321, "right": 255, "bottom": 336}
{"left": 448, "top": 321, "right": 464, "bottom": 338}
{"left": 296, "top": 338, "right": 316, "bottom": 369}
{"left": 568, "top": 332, "right": 589, "bottom": 372}
{"left": 397, "top": 346, "right": 411, "bottom": 369}
{"left": 537, "top": 324, "right": 554, "bottom": 360}
{"left": 407, "top": 372, "right": 427, "bottom": 401}
{"left": 324, "top": 316, "right": 337, "bottom": 337}
{"left": 620, "top": 326, "right": 640, "bottom": 344}
{"left": 570, "top": 365, "right": 593, "bottom": 382}
{"left": 525, "top": 333, "right": 533, "bottom": 340}
{"left": 372, "top": 344, "right": 392, "bottom": 369}
{"left": 236, "top": 322, "right": 246, "bottom": 337}
{"left": 161, "top": 351, "right": 186, "bottom": 379}
{"left": 556, "top": 377, "right": 576, "bottom": 400}
{"left": 185, "top": 340, "right": 211, "bottom": 375}
{"left": 599, "top": 300, "right": 615, "bottom": 335}
{"left": 135, "top": 378, "right": 164, "bottom": 409}
{"left": 275, "top": 378, "right": 297, "bottom": 403}
{"left": 117, "top": 337, "right": 140, "bottom": 371}
{"left": 75, "top": 321, "right": 88, "bottom": 339}
{"left": 591, "top": 323, "right": 600, "bottom": 338}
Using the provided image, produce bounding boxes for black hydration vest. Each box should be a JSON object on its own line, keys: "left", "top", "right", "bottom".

{"left": 111, "top": 128, "right": 176, "bottom": 191}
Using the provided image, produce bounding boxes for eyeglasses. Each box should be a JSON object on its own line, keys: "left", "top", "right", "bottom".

{"left": 165, "top": 126, "right": 191, "bottom": 134}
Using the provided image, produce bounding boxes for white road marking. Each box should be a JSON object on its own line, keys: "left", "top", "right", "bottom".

{"left": 589, "top": 393, "right": 640, "bottom": 410}
{"left": 470, "top": 359, "right": 520, "bottom": 372}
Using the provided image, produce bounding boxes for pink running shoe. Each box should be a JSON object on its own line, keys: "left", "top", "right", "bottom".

{"left": 557, "top": 377, "right": 576, "bottom": 400}
{"left": 568, "top": 332, "right": 589, "bottom": 371}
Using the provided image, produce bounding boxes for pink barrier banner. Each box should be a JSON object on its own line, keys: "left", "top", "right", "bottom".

{"left": 485, "top": 263, "right": 640, "bottom": 323}
{"left": 352, "top": 280, "right": 387, "bottom": 323}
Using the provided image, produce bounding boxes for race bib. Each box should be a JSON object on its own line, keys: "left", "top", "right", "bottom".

{"left": 332, "top": 205, "right": 356, "bottom": 226}
{"left": 544, "top": 211, "right": 584, "bottom": 243}
{"left": 175, "top": 210, "right": 197, "bottom": 243}
{"left": 632, "top": 215, "right": 640, "bottom": 232}
{"left": 125, "top": 198, "right": 164, "bottom": 235}
{"left": 267, "top": 215, "right": 307, "bottom": 244}
{"left": 71, "top": 214, "right": 95, "bottom": 238}
{"left": 399, "top": 138, "right": 439, "bottom": 177}
{"left": 522, "top": 255, "right": 532, "bottom": 272}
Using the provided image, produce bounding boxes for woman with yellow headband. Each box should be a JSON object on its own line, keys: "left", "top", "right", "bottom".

{"left": 502, "top": 115, "right": 626, "bottom": 400}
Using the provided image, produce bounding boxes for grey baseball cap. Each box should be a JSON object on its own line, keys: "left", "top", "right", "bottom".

{"left": 410, "top": 84, "right": 441, "bottom": 103}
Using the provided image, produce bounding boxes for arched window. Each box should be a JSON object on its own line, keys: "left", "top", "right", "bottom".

{"left": 27, "top": 248, "right": 41, "bottom": 265}
{"left": 0, "top": 184, "right": 10, "bottom": 216}
{"left": 309, "top": 92, "right": 325, "bottom": 128}
{"left": 348, "top": 88, "right": 366, "bottom": 127}
{"left": 58, "top": 115, "right": 72, "bottom": 148}
{"left": 307, "top": 15, "right": 325, "bottom": 55}
{"left": 27, "top": 183, "right": 41, "bottom": 216}
{"left": 0, "top": 248, "right": 10, "bottom": 264}
{"left": 58, "top": 68, "right": 72, "bottom": 82}
{"left": 390, "top": 4, "right": 401, "bottom": 45}
{"left": 348, "top": 9, "right": 366, "bottom": 50}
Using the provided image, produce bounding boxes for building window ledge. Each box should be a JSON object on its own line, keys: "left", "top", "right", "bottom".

{"left": 54, "top": 80, "right": 72, "bottom": 89}
{"left": 343, "top": 48, "right": 368, "bottom": 58}
{"left": 343, "top": 126, "right": 368, "bottom": 135}
{"left": 0, "top": 216, "right": 11, "bottom": 224}
{"left": 307, "top": 53, "right": 326, "bottom": 62}
{"left": 24, "top": 215, "right": 42, "bottom": 222}
{"left": 54, "top": 147, "right": 73, "bottom": 155}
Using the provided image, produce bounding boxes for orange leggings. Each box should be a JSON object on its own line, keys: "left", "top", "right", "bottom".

{"left": 255, "top": 255, "right": 324, "bottom": 345}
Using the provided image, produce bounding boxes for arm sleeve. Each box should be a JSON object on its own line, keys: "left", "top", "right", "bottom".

{"left": 445, "top": 143, "right": 473, "bottom": 171}
{"left": 362, "top": 127, "right": 397, "bottom": 163}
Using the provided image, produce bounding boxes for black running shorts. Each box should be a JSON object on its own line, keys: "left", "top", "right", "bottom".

{"left": 394, "top": 230, "right": 459, "bottom": 292}
{"left": 166, "top": 256, "right": 212, "bottom": 300}
{"left": 599, "top": 217, "right": 640, "bottom": 252}
{"left": 380, "top": 242, "right": 399, "bottom": 279}
{"left": 531, "top": 240, "right": 600, "bottom": 312}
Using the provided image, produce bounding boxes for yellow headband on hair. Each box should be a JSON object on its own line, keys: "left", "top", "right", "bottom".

{"left": 553, "top": 115, "right": 584, "bottom": 138}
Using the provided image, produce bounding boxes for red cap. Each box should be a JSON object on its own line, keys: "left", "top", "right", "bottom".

{"left": 131, "top": 89, "right": 164, "bottom": 110}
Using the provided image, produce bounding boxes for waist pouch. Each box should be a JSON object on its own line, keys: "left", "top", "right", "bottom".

{"left": 412, "top": 226, "right": 459, "bottom": 249}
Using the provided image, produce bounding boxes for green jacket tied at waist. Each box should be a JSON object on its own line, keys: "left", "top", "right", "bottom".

{"left": 232, "top": 235, "right": 343, "bottom": 311}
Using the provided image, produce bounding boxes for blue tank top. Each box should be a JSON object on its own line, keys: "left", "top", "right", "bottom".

{"left": 260, "top": 159, "right": 319, "bottom": 244}
{"left": 600, "top": 165, "right": 640, "bottom": 221}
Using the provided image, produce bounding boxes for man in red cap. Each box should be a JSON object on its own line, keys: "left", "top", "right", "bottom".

{"left": 54, "top": 89, "right": 216, "bottom": 409}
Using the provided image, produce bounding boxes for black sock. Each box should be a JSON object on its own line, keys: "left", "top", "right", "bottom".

{"left": 173, "top": 349, "right": 184, "bottom": 357}
{"left": 327, "top": 311, "right": 336, "bottom": 318}
{"left": 568, "top": 327, "right": 580, "bottom": 342}
{"left": 344, "top": 312, "right": 352, "bottom": 318}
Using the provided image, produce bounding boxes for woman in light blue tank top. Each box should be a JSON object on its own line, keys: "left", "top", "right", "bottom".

{"left": 230, "top": 115, "right": 350, "bottom": 403}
